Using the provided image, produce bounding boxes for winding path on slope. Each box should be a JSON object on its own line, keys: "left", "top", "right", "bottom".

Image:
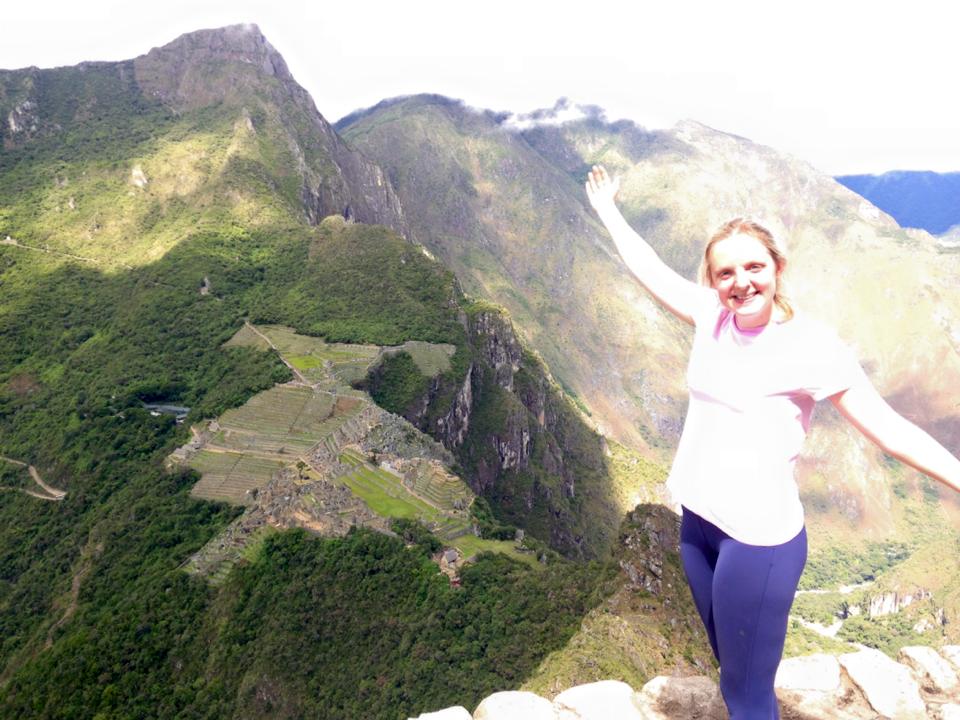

{"left": 0, "top": 455, "right": 67, "bottom": 501}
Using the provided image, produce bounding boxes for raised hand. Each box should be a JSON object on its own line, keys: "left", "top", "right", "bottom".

{"left": 585, "top": 164, "right": 620, "bottom": 213}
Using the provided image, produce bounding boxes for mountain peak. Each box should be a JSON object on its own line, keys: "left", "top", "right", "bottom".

{"left": 133, "top": 24, "right": 295, "bottom": 110}
{"left": 142, "top": 23, "right": 285, "bottom": 72}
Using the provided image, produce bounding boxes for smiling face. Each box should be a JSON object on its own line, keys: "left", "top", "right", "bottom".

{"left": 707, "top": 233, "right": 783, "bottom": 329}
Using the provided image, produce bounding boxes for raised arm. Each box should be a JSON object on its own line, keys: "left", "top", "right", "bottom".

{"left": 585, "top": 165, "right": 708, "bottom": 325}
{"left": 831, "top": 382, "right": 960, "bottom": 494}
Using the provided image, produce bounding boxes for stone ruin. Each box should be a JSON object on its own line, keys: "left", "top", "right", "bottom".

{"left": 186, "top": 469, "right": 390, "bottom": 577}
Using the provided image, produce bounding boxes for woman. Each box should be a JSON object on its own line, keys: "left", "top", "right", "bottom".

{"left": 585, "top": 165, "right": 960, "bottom": 719}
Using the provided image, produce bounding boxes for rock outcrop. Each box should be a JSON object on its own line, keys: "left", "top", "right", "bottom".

{"left": 868, "top": 589, "right": 933, "bottom": 618}
{"left": 412, "top": 646, "right": 960, "bottom": 719}
{"left": 405, "top": 306, "right": 613, "bottom": 558}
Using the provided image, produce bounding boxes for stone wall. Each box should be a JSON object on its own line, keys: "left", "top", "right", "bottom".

{"left": 410, "top": 645, "right": 960, "bottom": 719}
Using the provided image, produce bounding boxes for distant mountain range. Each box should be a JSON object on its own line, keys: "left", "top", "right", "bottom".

{"left": 835, "top": 171, "right": 960, "bottom": 236}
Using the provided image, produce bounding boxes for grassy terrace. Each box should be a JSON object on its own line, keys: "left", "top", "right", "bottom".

{"left": 336, "top": 450, "right": 442, "bottom": 522}
{"left": 411, "top": 469, "right": 473, "bottom": 510}
{"left": 189, "top": 450, "right": 287, "bottom": 505}
{"left": 250, "top": 324, "right": 381, "bottom": 385}
{"left": 396, "top": 339, "right": 456, "bottom": 376}
{"left": 222, "top": 323, "right": 271, "bottom": 351}
{"left": 224, "top": 323, "right": 457, "bottom": 387}
{"left": 334, "top": 450, "right": 533, "bottom": 566}
{"left": 184, "top": 384, "right": 365, "bottom": 504}
{"left": 453, "top": 535, "right": 541, "bottom": 569}
{"left": 209, "top": 385, "right": 337, "bottom": 454}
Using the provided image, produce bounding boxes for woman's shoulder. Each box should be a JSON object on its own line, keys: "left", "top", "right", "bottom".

{"left": 690, "top": 287, "right": 723, "bottom": 326}
{"left": 780, "top": 311, "right": 851, "bottom": 351}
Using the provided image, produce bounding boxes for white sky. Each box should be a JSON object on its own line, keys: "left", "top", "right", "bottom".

{"left": 2, "top": 0, "right": 957, "bottom": 175}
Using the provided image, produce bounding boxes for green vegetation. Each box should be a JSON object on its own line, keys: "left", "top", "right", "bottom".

{"left": 837, "top": 613, "right": 933, "bottom": 656}
{"left": 390, "top": 518, "right": 442, "bottom": 556}
{"left": 791, "top": 592, "right": 852, "bottom": 626}
{"left": 798, "top": 541, "right": 911, "bottom": 591}
{"left": 338, "top": 463, "right": 436, "bottom": 520}
{"left": 193, "top": 529, "right": 610, "bottom": 719}
{"left": 252, "top": 219, "right": 466, "bottom": 347}
{"left": 364, "top": 350, "right": 431, "bottom": 415}
{"left": 783, "top": 620, "right": 856, "bottom": 658}
{"left": 470, "top": 495, "right": 518, "bottom": 540}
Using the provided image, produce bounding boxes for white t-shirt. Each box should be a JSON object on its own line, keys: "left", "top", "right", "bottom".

{"left": 666, "top": 290, "right": 868, "bottom": 546}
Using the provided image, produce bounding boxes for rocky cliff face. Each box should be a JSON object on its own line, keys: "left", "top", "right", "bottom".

{"left": 867, "top": 589, "right": 934, "bottom": 619}
{"left": 396, "top": 304, "right": 618, "bottom": 558}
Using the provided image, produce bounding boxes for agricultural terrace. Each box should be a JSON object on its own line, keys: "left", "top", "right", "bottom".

{"left": 337, "top": 449, "right": 471, "bottom": 540}
{"left": 186, "top": 385, "right": 367, "bottom": 504}
{"left": 189, "top": 450, "right": 287, "bottom": 505}
{"left": 228, "top": 323, "right": 381, "bottom": 386}
{"left": 453, "top": 534, "right": 542, "bottom": 569}
{"left": 222, "top": 323, "right": 271, "bottom": 352}
{"left": 409, "top": 464, "right": 473, "bottom": 512}
{"left": 393, "top": 340, "right": 456, "bottom": 377}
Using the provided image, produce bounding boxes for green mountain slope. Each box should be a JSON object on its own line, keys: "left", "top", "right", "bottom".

{"left": 337, "top": 96, "right": 695, "bottom": 456}
{"left": 0, "top": 27, "right": 672, "bottom": 718}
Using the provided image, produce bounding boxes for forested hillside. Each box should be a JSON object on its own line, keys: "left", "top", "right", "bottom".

{"left": 0, "top": 26, "right": 690, "bottom": 718}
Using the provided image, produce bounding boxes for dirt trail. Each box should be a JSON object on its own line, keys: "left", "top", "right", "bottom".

{"left": 29, "top": 466, "right": 66, "bottom": 498}
{"left": 0, "top": 455, "right": 66, "bottom": 500}
{"left": 2, "top": 235, "right": 134, "bottom": 270}
{"left": 45, "top": 534, "right": 103, "bottom": 649}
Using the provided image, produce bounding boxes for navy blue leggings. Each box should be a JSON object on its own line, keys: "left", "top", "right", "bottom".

{"left": 680, "top": 507, "right": 807, "bottom": 720}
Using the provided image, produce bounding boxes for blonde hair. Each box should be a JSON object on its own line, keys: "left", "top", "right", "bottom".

{"left": 698, "top": 217, "right": 794, "bottom": 321}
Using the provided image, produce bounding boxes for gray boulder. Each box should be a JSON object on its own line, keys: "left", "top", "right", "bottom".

{"left": 553, "top": 680, "right": 643, "bottom": 719}
{"left": 473, "top": 691, "right": 555, "bottom": 720}
{"left": 899, "top": 646, "right": 959, "bottom": 694}
{"left": 634, "top": 676, "right": 727, "bottom": 719}
{"left": 839, "top": 648, "right": 927, "bottom": 719}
